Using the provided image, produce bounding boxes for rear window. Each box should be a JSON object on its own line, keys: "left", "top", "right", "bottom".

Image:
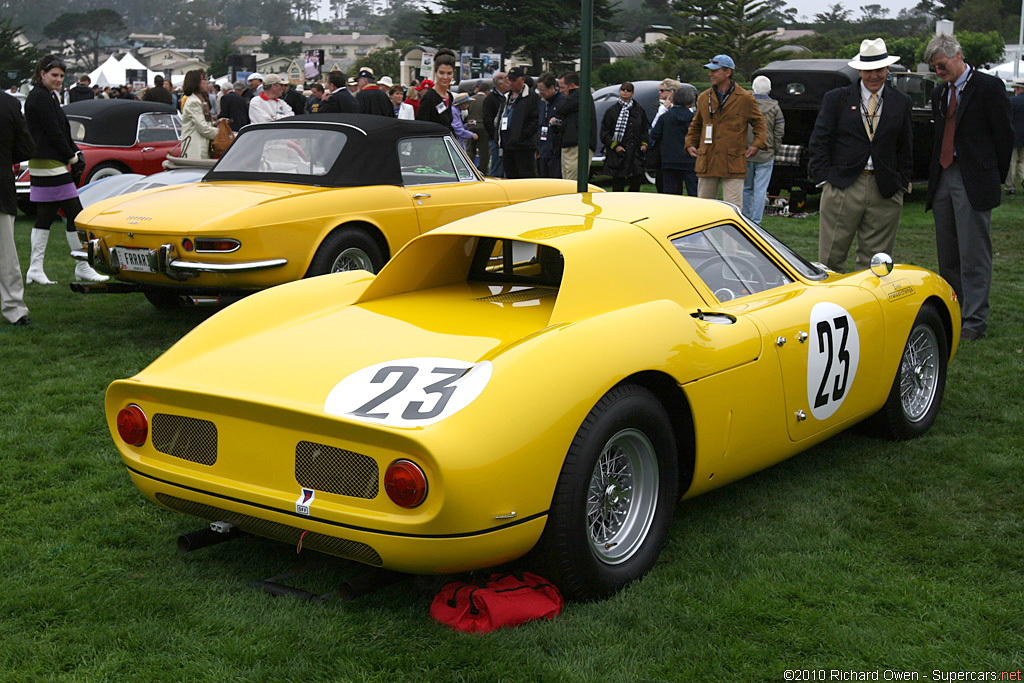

{"left": 215, "top": 127, "right": 347, "bottom": 176}
{"left": 469, "top": 237, "right": 563, "bottom": 288}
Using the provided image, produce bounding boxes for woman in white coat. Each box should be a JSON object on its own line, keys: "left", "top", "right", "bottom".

{"left": 389, "top": 86, "right": 414, "bottom": 120}
{"left": 180, "top": 69, "right": 219, "bottom": 159}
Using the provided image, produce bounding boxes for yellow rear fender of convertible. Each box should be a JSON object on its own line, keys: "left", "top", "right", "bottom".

{"left": 488, "top": 177, "right": 603, "bottom": 203}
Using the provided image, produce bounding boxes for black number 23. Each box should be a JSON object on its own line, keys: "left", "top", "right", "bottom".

{"left": 814, "top": 316, "right": 851, "bottom": 409}
{"left": 352, "top": 366, "right": 467, "bottom": 420}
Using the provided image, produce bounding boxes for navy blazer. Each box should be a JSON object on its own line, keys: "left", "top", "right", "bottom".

{"left": 926, "top": 68, "right": 1012, "bottom": 213}
{"left": 807, "top": 81, "right": 913, "bottom": 199}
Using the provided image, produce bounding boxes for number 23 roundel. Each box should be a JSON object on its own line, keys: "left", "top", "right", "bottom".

{"left": 806, "top": 302, "right": 860, "bottom": 421}
{"left": 324, "top": 358, "right": 492, "bottom": 427}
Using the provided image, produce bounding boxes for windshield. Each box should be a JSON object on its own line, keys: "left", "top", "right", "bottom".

{"left": 215, "top": 127, "right": 347, "bottom": 176}
{"left": 740, "top": 215, "right": 827, "bottom": 280}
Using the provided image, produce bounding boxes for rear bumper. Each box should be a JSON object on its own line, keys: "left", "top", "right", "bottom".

{"left": 73, "top": 236, "right": 287, "bottom": 281}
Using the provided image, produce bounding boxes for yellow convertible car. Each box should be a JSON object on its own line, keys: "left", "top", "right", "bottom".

{"left": 106, "top": 193, "right": 959, "bottom": 600}
{"left": 72, "top": 114, "right": 595, "bottom": 308}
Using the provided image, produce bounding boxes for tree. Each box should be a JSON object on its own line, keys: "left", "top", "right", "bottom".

{"left": 43, "top": 9, "right": 126, "bottom": 72}
{"left": 677, "top": 0, "right": 784, "bottom": 78}
{"left": 813, "top": 3, "right": 853, "bottom": 25}
{"left": 421, "top": 0, "right": 617, "bottom": 75}
{"left": 350, "top": 43, "right": 409, "bottom": 80}
{"left": 859, "top": 3, "right": 889, "bottom": 20}
{"left": 205, "top": 38, "right": 238, "bottom": 79}
{"left": 956, "top": 29, "right": 1008, "bottom": 66}
{"left": 262, "top": 35, "right": 303, "bottom": 59}
{"left": 0, "top": 18, "right": 40, "bottom": 89}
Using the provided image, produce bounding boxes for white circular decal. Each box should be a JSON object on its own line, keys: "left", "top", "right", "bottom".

{"left": 806, "top": 302, "right": 860, "bottom": 421}
{"left": 324, "top": 358, "right": 492, "bottom": 427}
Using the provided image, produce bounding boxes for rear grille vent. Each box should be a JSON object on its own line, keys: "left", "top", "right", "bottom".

{"left": 152, "top": 414, "right": 217, "bottom": 465}
{"left": 155, "top": 493, "right": 383, "bottom": 566}
{"left": 295, "top": 441, "right": 378, "bottom": 499}
{"left": 478, "top": 288, "right": 557, "bottom": 304}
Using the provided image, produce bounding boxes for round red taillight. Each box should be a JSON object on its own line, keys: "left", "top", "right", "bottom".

{"left": 181, "top": 238, "right": 193, "bottom": 252}
{"left": 117, "top": 404, "right": 148, "bottom": 446}
{"left": 384, "top": 460, "right": 427, "bottom": 508}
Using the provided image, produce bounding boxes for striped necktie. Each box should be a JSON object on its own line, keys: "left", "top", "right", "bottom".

{"left": 864, "top": 93, "right": 879, "bottom": 140}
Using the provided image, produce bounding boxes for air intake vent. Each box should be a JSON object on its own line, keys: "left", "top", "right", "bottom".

{"left": 478, "top": 287, "right": 557, "bottom": 304}
{"left": 156, "top": 493, "right": 383, "bottom": 566}
{"left": 295, "top": 441, "right": 378, "bottom": 499}
{"left": 152, "top": 414, "right": 217, "bottom": 465}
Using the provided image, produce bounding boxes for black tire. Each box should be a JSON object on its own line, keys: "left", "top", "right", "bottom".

{"left": 144, "top": 290, "right": 187, "bottom": 309}
{"left": 533, "top": 384, "right": 678, "bottom": 600}
{"left": 306, "top": 227, "right": 384, "bottom": 277}
{"left": 868, "top": 304, "right": 948, "bottom": 440}
{"left": 85, "top": 162, "right": 124, "bottom": 185}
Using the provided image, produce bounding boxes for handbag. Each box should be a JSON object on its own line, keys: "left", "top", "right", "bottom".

{"left": 212, "top": 119, "right": 235, "bottom": 158}
{"left": 430, "top": 571, "right": 563, "bottom": 633}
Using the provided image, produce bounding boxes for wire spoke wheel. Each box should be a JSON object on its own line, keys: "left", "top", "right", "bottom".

{"left": 899, "top": 322, "right": 940, "bottom": 422}
{"left": 331, "top": 247, "right": 373, "bottom": 273}
{"left": 586, "top": 428, "right": 659, "bottom": 565}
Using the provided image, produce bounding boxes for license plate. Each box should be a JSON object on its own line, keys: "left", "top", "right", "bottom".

{"left": 114, "top": 247, "right": 154, "bottom": 273}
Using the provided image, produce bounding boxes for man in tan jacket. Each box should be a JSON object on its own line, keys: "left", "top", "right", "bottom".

{"left": 686, "top": 54, "right": 766, "bottom": 208}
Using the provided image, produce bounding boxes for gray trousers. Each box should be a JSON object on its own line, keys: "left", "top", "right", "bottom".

{"left": 0, "top": 213, "right": 29, "bottom": 323}
{"left": 932, "top": 162, "right": 992, "bottom": 336}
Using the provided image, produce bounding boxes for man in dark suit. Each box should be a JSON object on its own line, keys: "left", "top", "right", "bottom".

{"left": 0, "top": 91, "right": 34, "bottom": 325}
{"left": 318, "top": 71, "right": 358, "bottom": 115}
{"left": 1004, "top": 78, "right": 1024, "bottom": 194}
{"left": 354, "top": 68, "right": 394, "bottom": 117}
{"left": 219, "top": 81, "right": 249, "bottom": 131}
{"left": 924, "top": 33, "right": 1013, "bottom": 341}
{"left": 496, "top": 67, "right": 539, "bottom": 179}
{"left": 808, "top": 38, "right": 913, "bottom": 273}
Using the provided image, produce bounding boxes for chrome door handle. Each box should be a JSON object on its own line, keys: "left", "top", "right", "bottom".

{"left": 412, "top": 193, "right": 431, "bottom": 199}
{"left": 141, "top": 147, "right": 155, "bottom": 152}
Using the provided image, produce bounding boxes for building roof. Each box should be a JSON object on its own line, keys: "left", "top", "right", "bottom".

{"left": 594, "top": 41, "right": 647, "bottom": 58}
{"left": 233, "top": 34, "right": 390, "bottom": 47}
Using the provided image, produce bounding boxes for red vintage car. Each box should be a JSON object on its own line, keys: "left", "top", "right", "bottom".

{"left": 16, "top": 99, "right": 182, "bottom": 214}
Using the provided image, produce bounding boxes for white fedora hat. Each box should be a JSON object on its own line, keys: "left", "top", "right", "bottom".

{"left": 848, "top": 38, "right": 900, "bottom": 70}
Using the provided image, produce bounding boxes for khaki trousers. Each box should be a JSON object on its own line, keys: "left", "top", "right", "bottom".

{"left": 1005, "top": 145, "right": 1024, "bottom": 192}
{"left": 697, "top": 177, "right": 744, "bottom": 208}
{"left": 0, "top": 213, "right": 29, "bottom": 323}
{"left": 561, "top": 146, "right": 593, "bottom": 182}
{"left": 818, "top": 173, "right": 903, "bottom": 273}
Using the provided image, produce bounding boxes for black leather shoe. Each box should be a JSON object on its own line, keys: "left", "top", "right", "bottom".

{"left": 12, "top": 315, "right": 30, "bottom": 326}
{"left": 961, "top": 329, "right": 985, "bottom": 341}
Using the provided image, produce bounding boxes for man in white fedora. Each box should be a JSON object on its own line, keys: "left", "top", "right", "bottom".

{"left": 807, "top": 38, "right": 914, "bottom": 273}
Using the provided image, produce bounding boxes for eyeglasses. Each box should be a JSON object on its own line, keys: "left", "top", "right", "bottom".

{"left": 43, "top": 59, "right": 65, "bottom": 71}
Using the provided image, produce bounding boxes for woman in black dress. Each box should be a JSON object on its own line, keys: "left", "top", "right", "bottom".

{"left": 416, "top": 48, "right": 457, "bottom": 132}
{"left": 24, "top": 54, "right": 107, "bottom": 283}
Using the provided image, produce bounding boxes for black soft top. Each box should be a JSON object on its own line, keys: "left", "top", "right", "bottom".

{"left": 204, "top": 114, "right": 453, "bottom": 187}
{"left": 63, "top": 99, "right": 179, "bottom": 146}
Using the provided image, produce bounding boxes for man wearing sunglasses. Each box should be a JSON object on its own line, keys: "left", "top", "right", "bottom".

{"left": 924, "top": 33, "right": 1012, "bottom": 341}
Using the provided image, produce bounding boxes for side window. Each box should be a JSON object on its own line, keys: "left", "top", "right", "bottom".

{"left": 445, "top": 138, "right": 478, "bottom": 181}
{"left": 672, "top": 224, "right": 792, "bottom": 302}
{"left": 137, "top": 113, "right": 182, "bottom": 143}
{"left": 398, "top": 137, "right": 459, "bottom": 185}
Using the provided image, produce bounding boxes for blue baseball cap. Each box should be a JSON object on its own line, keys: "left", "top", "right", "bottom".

{"left": 704, "top": 55, "right": 736, "bottom": 70}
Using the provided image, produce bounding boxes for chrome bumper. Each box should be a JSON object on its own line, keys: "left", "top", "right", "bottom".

{"left": 73, "top": 237, "right": 287, "bottom": 281}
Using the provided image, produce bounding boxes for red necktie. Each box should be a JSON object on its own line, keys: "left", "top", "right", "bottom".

{"left": 940, "top": 86, "right": 956, "bottom": 168}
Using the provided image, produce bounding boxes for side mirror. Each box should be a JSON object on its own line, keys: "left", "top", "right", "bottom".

{"left": 870, "top": 253, "right": 893, "bottom": 277}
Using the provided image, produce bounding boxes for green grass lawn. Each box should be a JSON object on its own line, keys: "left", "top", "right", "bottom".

{"left": 1, "top": 188, "right": 1022, "bottom": 682}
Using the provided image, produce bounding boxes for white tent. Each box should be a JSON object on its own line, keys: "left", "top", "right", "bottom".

{"left": 981, "top": 59, "right": 1024, "bottom": 82}
{"left": 87, "top": 53, "right": 161, "bottom": 88}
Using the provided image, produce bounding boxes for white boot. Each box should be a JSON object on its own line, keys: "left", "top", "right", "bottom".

{"left": 66, "top": 230, "right": 109, "bottom": 282}
{"left": 25, "top": 228, "right": 56, "bottom": 285}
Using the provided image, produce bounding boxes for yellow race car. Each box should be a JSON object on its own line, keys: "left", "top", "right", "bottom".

{"left": 72, "top": 114, "right": 596, "bottom": 308}
{"left": 106, "top": 193, "right": 959, "bottom": 600}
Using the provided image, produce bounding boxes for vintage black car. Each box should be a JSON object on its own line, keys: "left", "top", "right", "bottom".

{"left": 752, "top": 59, "right": 939, "bottom": 195}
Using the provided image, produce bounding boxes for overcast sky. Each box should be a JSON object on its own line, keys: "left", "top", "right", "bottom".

{"left": 783, "top": 0, "right": 921, "bottom": 22}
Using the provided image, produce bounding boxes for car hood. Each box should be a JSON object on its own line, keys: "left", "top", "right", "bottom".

{"left": 77, "top": 181, "right": 326, "bottom": 232}
{"left": 131, "top": 275, "right": 559, "bottom": 422}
